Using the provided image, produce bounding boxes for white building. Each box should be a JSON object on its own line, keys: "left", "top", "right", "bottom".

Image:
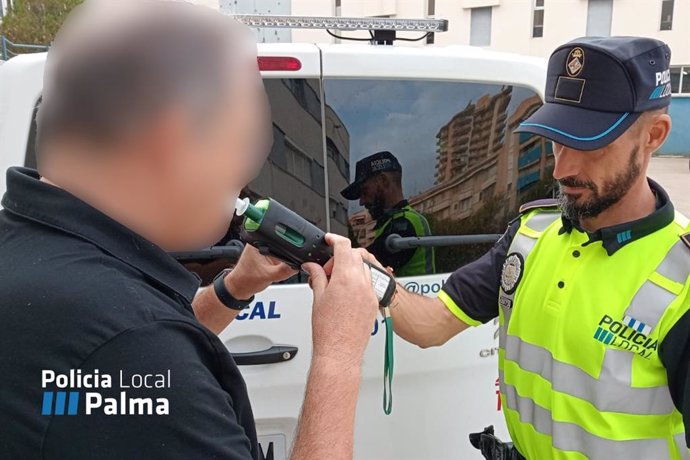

{"left": 213, "top": 1, "right": 688, "bottom": 63}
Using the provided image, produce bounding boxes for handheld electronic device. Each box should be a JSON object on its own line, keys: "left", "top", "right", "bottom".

{"left": 236, "top": 197, "right": 396, "bottom": 307}
{"left": 235, "top": 197, "right": 396, "bottom": 414}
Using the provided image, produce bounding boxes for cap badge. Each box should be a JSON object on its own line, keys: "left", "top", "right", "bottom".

{"left": 566, "top": 47, "right": 585, "bottom": 77}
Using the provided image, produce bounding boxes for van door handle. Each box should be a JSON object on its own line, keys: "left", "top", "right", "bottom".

{"left": 230, "top": 346, "right": 298, "bottom": 366}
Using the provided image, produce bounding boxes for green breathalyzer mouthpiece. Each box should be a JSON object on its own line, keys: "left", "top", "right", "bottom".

{"left": 236, "top": 198, "right": 269, "bottom": 231}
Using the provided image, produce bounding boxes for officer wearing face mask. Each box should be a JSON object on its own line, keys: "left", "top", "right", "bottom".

{"left": 341, "top": 151, "right": 435, "bottom": 276}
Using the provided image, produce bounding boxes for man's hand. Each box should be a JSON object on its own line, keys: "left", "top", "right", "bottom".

{"left": 291, "top": 234, "right": 379, "bottom": 460}
{"left": 301, "top": 234, "right": 379, "bottom": 366}
{"left": 224, "top": 244, "right": 297, "bottom": 300}
{"left": 192, "top": 245, "right": 296, "bottom": 335}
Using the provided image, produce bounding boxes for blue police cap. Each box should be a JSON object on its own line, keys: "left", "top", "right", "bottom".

{"left": 515, "top": 36, "right": 672, "bottom": 151}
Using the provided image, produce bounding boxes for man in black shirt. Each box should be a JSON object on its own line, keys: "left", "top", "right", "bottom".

{"left": 0, "top": 2, "right": 380, "bottom": 459}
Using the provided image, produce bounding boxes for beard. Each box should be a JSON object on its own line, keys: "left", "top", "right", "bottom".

{"left": 558, "top": 145, "right": 643, "bottom": 222}
{"left": 365, "top": 195, "right": 387, "bottom": 220}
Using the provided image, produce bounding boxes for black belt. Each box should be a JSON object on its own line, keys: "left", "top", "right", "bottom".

{"left": 469, "top": 425, "right": 526, "bottom": 460}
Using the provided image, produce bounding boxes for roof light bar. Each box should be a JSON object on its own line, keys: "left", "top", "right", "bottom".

{"left": 231, "top": 15, "right": 449, "bottom": 33}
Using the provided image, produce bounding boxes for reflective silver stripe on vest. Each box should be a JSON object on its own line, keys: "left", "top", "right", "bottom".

{"left": 499, "top": 376, "right": 671, "bottom": 460}
{"left": 504, "top": 334, "right": 675, "bottom": 414}
{"left": 499, "top": 232, "right": 541, "bottom": 349}
{"left": 524, "top": 211, "right": 561, "bottom": 232}
{"left": 596, "top": 243, "right": 690, "bottom": 394}
{"left": 657, "top": 240, "right": 690, "bottom": 285}
{"left": 596, "top": 272, "right": 679, "bottom": 390}
{"left": 675, "top": 433, "right": 690, "bottom": 460}
{"left": 626, "top": 277, "right": 677, "bottom": 326}
{"left": 600, "top": 348, "right": 634, "bottom": 386}
{"left": 499, "top": 212, "right": 559, "bottom": 348}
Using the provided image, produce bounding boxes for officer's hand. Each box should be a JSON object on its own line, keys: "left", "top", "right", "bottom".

{"left": 224, "top": 244, "right": 297, "bottom": 299}
{"left": 302, "top": 234, "right": 379, "bottom": 367}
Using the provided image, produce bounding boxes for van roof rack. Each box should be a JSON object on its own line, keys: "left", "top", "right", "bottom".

{"left": 230, "top": 14, "right": 448, "bottom": 45}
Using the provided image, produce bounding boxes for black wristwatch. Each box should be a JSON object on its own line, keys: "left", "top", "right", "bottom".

{"left": 212, "top": 269, "right": 254, "bottom": 311}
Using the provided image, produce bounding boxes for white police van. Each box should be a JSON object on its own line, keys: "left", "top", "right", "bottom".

{"left": 0, "top": 16, "right": 553, "bottom": 459}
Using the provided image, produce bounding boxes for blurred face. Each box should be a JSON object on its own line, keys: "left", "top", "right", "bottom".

{"left": 358, "top": 175, "right": 387, "bottom": 220}
{"left": 552, "top": 125, "right": 645, "bottom": 223}
{"left": 164, "top": 57, "right": 271, "bottom": 249}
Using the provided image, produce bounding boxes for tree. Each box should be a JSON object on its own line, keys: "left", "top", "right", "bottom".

{"left": 1, "top": 0, "right": 83, "bottom": 48}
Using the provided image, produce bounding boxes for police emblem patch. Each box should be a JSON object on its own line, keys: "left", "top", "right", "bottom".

{"left": 566, "top": 47, "right": 584, "bottom": 77}
{"left": 501, "top": 253, "right": 524, "bottom": 295}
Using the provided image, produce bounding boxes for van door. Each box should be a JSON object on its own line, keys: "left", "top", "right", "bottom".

{"left": 218, "top": 43, "right": 325, "bottom": 460}
{"left": 320, "top": 44, "right": 551, "bottom": 459}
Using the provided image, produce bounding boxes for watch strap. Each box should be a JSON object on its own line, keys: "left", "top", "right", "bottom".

{"left": 212, "top": 269, "right": 254, "bottom": 311}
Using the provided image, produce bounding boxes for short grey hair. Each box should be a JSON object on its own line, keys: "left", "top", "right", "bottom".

{"left": 37, "top": 0, "right": 256, "bottom": 149}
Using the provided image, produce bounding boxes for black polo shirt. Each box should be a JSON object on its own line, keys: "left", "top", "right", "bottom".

{"left": 0, "top": 167, "right": 258, "bottom": 459}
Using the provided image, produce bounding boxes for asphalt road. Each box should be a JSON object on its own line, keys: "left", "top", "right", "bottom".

{"left": 648, "top": 156, "right": 690, "bottom": 217}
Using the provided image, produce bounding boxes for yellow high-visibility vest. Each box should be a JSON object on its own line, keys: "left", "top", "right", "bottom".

{"left": 496, "top": 203, "right": 690, "bottom": 459}
{"left": 373, "top": 204, "right": 435, "bottom": 277}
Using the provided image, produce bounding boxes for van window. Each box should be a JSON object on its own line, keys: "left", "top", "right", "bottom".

{"left": 24, "top": 79, "right": 327, "bottom": 284}
{"left": 246, "top": 78, "right": 327, "bottom": 230}
{"left": 323, "top": 79, "right": 554, "bottom": 276}
{"left": 196, "top": 77, "right": 327, "bottom": 284}
{"left": 24, "top": 79, "right": 328, "bottom": 231}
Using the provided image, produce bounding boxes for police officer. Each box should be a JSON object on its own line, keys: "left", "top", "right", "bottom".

{"left": 386, "top": 37, "right": 690, "bottom": 459}
{"left": 341, "top": 151, "right": 436, "bottom": 276}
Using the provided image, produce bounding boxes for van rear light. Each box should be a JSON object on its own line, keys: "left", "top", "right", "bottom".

{"left": 258, "top": 56, "right": 302, "bottom": 71}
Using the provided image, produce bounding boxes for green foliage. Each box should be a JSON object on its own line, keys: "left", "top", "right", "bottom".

{"left": 1, "top": 0, "right": 83, "bottom": 48}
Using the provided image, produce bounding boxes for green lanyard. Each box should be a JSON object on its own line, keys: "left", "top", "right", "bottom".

{"left": 383, "top": 307, "right": 394, "bottom": 415}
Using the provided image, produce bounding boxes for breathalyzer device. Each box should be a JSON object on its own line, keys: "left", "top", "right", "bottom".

{"left": 235, "top": 197, "right": 396, "bottom": 307}
{"left": 235, "top": 197, "right": 396, "bottom": 414}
